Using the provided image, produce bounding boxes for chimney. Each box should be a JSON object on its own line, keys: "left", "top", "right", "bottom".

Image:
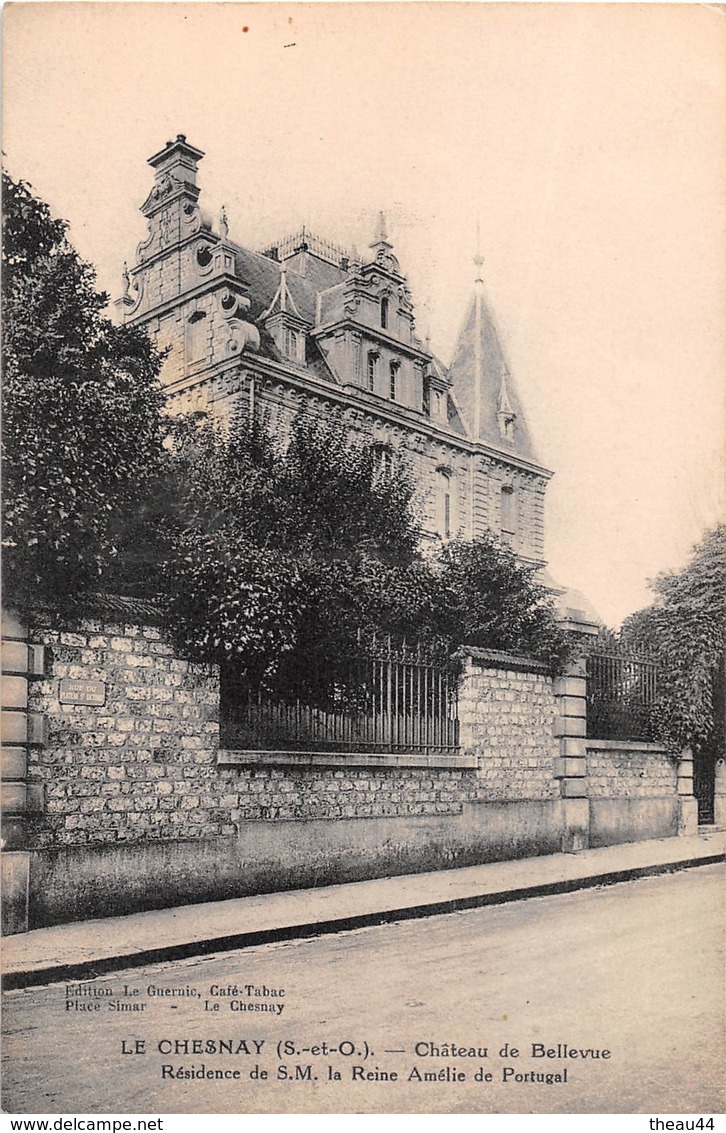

{"left": 147, "top": 134, "right": 205, "bottom": 190}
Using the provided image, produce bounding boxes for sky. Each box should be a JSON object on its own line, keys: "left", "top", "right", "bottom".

{"left": 3, "top": 2, "right": 725, "bottom": 626}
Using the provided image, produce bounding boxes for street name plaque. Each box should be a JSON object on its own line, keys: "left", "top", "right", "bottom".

{"left": 59, "top": 678, "right": 106, "bottom": 706}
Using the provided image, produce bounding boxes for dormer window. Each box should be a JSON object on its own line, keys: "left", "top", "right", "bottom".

{"left": 389, "top": 360, "right": 400, "bottom": 401}
{"left": 380, "top": 296, "right": 389, "bottom": 329}
{"left": 283, "top": 325, "right": 305, "bottom": 363}
{"left": 367, "top": 351, "right": 379, "bottom": 392}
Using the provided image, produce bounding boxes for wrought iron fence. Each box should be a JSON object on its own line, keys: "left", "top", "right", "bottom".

{"left": 586, "top": 648, "right": 659, "bottom": 741}
{"left": 221, "top": 635, "right": 460, "bottom": 755}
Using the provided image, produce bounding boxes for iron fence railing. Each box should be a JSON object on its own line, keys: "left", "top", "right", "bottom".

{"left": 586, "top": 648, "right": 659, "bottom": 741}
{"left": 221, "top": 635, "right": 460, "bottom": 755}
{"left": 257, "top": 228, "right": 352, "bottom": 269}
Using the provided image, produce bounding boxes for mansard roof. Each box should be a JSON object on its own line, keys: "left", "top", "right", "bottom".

{"left": 217, "top": 237, "right": 541, "bottom": 458}
{"left": 223, "top": 241, "right": 349, "bottom": 334}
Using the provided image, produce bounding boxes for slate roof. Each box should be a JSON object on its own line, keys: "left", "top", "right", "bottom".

{"left": 447, "top": 284, "right": 539, "bottom": 463}
{"left": 232, "top": 245, "right": 347, "bottom": 328}
{"left": 228, "top": 238, "right": 539, "bottom": 460}
{"left": 229, "top": 244, "right": 347, "bottom": 383}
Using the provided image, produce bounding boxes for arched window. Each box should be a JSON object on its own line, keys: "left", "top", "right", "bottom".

{"left": 367, "top": 351, "right": 378, "bottom": 392}
{"left": 380, "top": 296, "right": 389, "bottom": 329}
{"left": 389, "top": 360, "right": 400, "bottom": 401}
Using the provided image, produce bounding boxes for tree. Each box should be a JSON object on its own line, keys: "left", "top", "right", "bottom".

{"left": 621, "top": 524, "right": 725, "bottom": 757}
{"left": 436, "top": 536, "right": 572, "bottom": 673}
{"left": 159, "top": 408, "right": 571, "bottom": 692}
{"left": 1, "top": 173, "right": 165, "bottom": 613}
{"left": 159, "top": 408, "right": 426, "bottom": 696}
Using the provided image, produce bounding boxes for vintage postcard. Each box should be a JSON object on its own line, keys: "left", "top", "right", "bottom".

{"left": 1, "top": 2, "right": 724, "bottom": 1118}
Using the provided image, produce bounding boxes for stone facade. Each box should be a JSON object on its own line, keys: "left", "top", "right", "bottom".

{"left": 115, "top": 136, "right": 552, "bottom": 564}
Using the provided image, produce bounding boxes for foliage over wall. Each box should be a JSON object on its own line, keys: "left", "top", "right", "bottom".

{"left": 621, "top": 524, "right": 725, "bottom": 758}
{"left": 156, "top": 409, "right": 571, "bottom": 693}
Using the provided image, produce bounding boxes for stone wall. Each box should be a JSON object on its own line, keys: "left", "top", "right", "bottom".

{"left": 0, "top": 611, "right": 697, "bottom": 933}
{"left": 459, "top": 650, "right": 560, "bottom": 801}
{"left": 27, "top": 624, "right": 221, "bottom": 847}
{"left": 24, "top": 629, "right": 573, "bottom": 854}
{"left": 26, "top": 623, "right": 484, "bottom": 852}
{"left": 586, "top": 738, "right": 687, "bottom": 849}
{"left": 587, "top": 740, "right": 678, "bottom": 798}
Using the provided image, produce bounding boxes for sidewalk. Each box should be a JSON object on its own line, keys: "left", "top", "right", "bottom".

{"left": 3, "top": 829, "right": 724, "bottom": 990}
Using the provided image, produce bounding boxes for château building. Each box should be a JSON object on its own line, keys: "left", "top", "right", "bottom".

{"left": 116, "top": 134, "right": 552, "bottom": 567}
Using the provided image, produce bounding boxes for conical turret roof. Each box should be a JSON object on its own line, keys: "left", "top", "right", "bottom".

{"left": 447, "top": 267, "right": 539, "bottom": 463}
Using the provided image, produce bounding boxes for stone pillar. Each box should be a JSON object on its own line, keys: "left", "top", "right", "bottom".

{"left": 714, "top": 757, "right": 726, "bottom": 829}
{"left": 676, "top": 747, "right": 698, "bottom": 835}
{"left": 551, "top": 610, "right": 600, "bottom": 853}
{"left": 553, "top": 656, "right": 590, "bottom": 852}
{"left": 1, "top": 609, "right": 45, "bottom": 934}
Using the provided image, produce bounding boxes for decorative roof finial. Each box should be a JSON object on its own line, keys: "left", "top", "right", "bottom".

{"left": 497, "top": 366, "right": 517, "bottom": 439}
{"left": 279, "top": 262, "right": 288, "bottom": 313}
{"left": 220, "top": 205, "right": 229, "bottom": 240}
{"left": 370, "top": 211, "right": 393, "bottom": 254}
{"left": 260, "top": 260, "right": 303, "bottom": 323}
{"left": 474, "top": 218, "right": 485, "bottom": 285}
{"left": 121, "top": 261, "right": 131, "bottom": 298}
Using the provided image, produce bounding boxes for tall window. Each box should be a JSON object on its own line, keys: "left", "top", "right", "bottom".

{"left": 389, "top": 360, "right": 400, "bottom": 401}
{"left": 437, "top": 470, "right": 453, "bottom": 539}
{"left": 367, "top": 351, "right": 378, "bottom": 392}
{"left": 501, "top": 485, "right": 517, "bottom": 538}
{"left": 375, "top": 446, "right": 394, "bottom": 482}
{"left": 186, "top": 310, "right": 207, "bottom": 366}
{"left": 380, "top": 296, "right": 389, "bottom": 329}
{"left": 422, "top": 374, "right": 431, "bottom": 416}
{"left": 283, "top": 325, "right": 303, "bottom": 361}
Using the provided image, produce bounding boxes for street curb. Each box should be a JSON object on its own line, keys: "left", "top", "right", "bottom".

{"left": 3, "top": 851, "right": 724, "bottom": 991}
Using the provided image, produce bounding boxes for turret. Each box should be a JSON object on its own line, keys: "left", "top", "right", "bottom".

{"left": 447, "top": 253, "right": 539, "bottom": 463}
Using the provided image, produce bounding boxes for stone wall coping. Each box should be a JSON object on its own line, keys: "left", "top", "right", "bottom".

{"left": 459, "top": 647, "right": 551, "bottom": 675}
{"left": 218, "top": 749, "right": 479, "bottom": 770}
{"left": 62, "top": 595, "right": 161, "bottom": 626}
{"left": 586, "top": 739, "right": 670, "bottom": 755}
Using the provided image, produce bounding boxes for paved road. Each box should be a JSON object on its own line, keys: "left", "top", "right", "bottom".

{"left": 2, "top": 864, "right": 724, "bottom": 1114}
